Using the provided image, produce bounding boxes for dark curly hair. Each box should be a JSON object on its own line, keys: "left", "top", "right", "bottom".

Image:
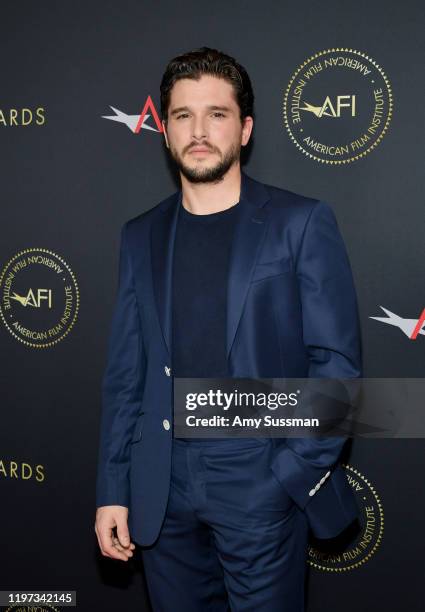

{"left": 160, "top": 46, "right": 254, "bottom": 124}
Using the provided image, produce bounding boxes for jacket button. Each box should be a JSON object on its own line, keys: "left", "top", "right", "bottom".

{"left": 163, "top": 419, "right": 170, "bottom": 430}
{"left": 164, "top": 366, "right": 171, "bottom": 376}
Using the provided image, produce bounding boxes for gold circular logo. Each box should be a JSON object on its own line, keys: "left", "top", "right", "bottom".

{"left": 0, "top": 248, "right": 79, "bottom": 348}
{"left": 283, "top": 48, "right": 393, "bottom": 164}
{"left": 308, "top": 464, "right": 384, "bottom": 571}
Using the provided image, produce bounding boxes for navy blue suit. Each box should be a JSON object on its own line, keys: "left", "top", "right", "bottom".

{"left": 96, "top": 171, "right": 362, "bottom": 608}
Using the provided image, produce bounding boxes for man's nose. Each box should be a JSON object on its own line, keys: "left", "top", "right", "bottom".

{"left": 192, "top": 116, "right": 207, "bottom": 140}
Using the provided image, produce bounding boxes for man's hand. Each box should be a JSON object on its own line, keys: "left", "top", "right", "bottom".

{"left": 95, "top": 505, "right": 136, "bottom": 561}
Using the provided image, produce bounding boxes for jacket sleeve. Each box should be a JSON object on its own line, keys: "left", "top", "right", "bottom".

{"left": 95, "top": 221, "right": 147, "bottom": 508}
{"left": 269, "top": 200, "right": 362, "bottom": 510}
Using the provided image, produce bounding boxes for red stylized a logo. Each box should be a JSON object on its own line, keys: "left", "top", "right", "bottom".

{"left": 134, "top": 95, "right": 163, "bottom": 134}
{"left": 411, "top": 308, "right": 425, "bottom": 340}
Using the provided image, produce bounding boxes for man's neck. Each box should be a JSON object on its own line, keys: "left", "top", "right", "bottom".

{"left": 180, "top": 165, "right": 242, "bottom": 216}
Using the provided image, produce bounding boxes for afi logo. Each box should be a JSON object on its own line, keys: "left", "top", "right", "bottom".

{"left": 102, "top": 95, "right": 163, "bottom": 134}
{"left": 370, "top": 306, "right": 425, "bottom": 340}
{"left": 301, "top": 95, "right": 356, "bottom": 118}
{"left": 10, "top": 289, "right": 52, "bottom": 308}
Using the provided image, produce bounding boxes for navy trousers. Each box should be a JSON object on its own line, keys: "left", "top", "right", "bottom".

{"left": 140, "top": 437, "right": 309, "bottom": 612}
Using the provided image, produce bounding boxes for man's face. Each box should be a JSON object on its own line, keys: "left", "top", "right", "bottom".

{"left": 162, "top": 75, "right": 253, "bottom": 183}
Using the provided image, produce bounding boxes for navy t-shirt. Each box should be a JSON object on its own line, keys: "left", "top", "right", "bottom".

{"left": 172, "top": 198, "right": 241, "bottom": 439}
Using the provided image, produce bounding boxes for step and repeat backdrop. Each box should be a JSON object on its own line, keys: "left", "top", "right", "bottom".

{"left": 1, "top": 1, "right": 424, "bottom": 611}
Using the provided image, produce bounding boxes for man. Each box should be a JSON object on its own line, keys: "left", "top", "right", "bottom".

{"left": 95, "top": 47, "right": 362, "bottom": 611}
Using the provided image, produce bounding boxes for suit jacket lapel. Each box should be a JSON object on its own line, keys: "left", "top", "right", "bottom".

{"left": 150, "top": 171, "right": 271, "bottom": 362}
{"left": 150, "top": 190, "right": 181, "bottom": 358}
{"left": 226, "top": 172, "right": 270, "bottom": 358}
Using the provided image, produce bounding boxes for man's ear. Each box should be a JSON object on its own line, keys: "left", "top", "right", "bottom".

{"left": 241, "top": 116, "right": 254, "bottom": 146}
{"left": 162, "top": 120, "right": 169, "bottom": 148}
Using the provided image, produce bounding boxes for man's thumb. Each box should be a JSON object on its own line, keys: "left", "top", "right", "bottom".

{"left": 117, "top": 523, "right": 130, "bottom": 547}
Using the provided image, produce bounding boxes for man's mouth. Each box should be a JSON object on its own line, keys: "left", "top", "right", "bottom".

{"left": 188, "top": 147, "right": 213, "bottom": 154}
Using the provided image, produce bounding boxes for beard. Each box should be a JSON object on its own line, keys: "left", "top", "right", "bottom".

{"left": 168, "top": 140, "right": 241, "bottom": 184}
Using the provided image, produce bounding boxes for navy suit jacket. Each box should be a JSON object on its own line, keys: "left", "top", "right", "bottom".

{"left": 96, "top": 171, "right": 362, "bottom": 546}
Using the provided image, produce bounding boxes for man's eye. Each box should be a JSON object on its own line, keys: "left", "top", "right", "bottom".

{"left": 177, "top": 114, "right": 189, "bottom": 119}
{"left": 212, "top": 112, "right": 225, "bottom": 118}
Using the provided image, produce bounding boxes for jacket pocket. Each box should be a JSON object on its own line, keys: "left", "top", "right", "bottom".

{"left": 250, "top": 257, "right": 292, "bottom": 284}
